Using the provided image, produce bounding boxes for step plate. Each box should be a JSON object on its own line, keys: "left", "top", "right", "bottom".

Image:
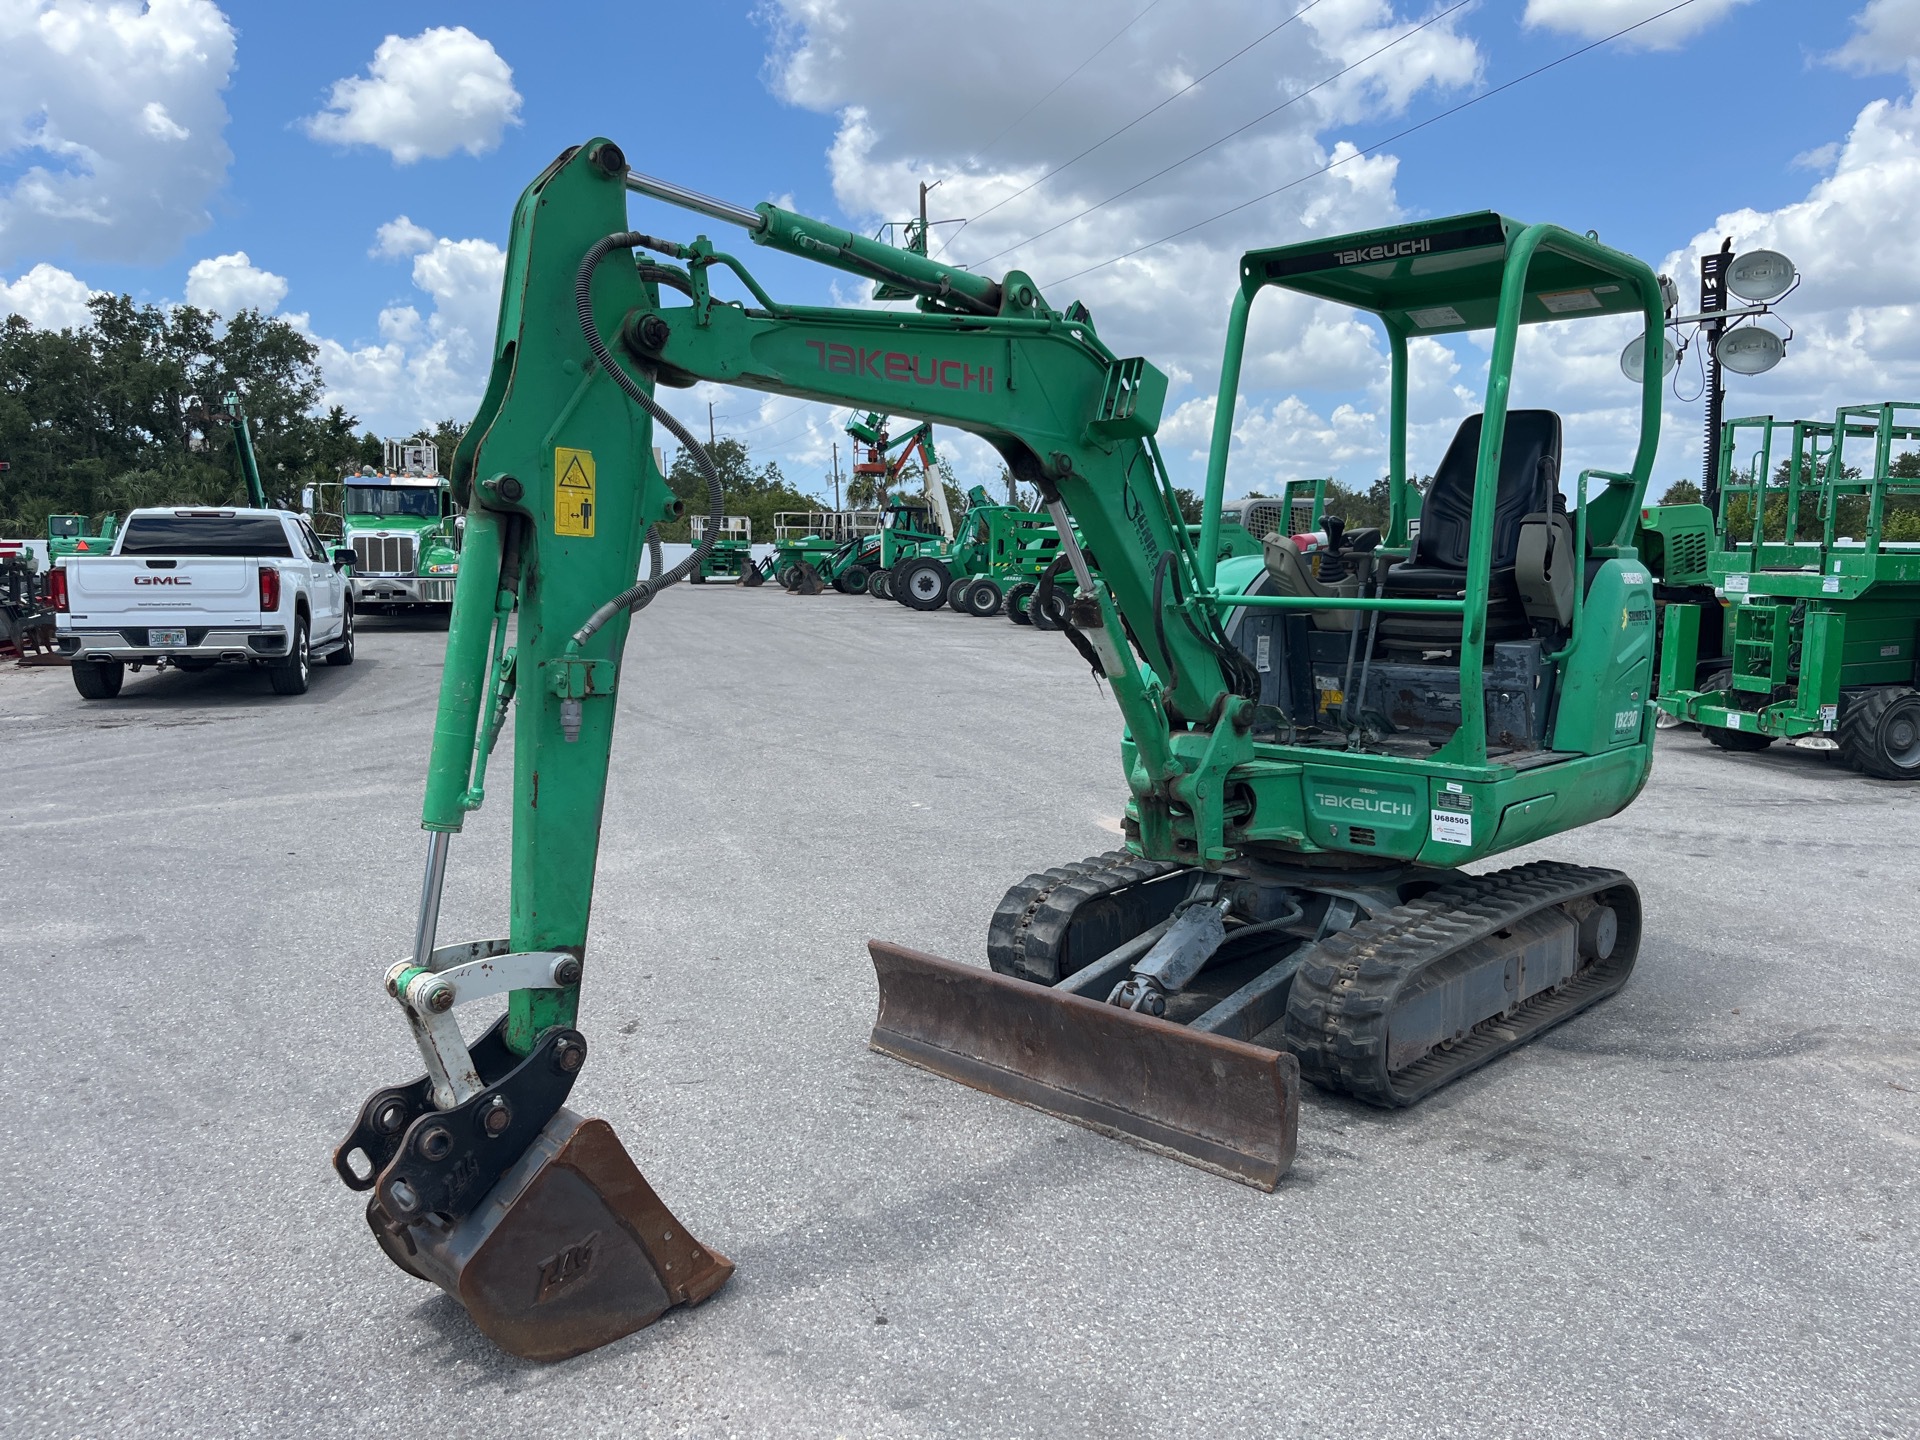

{"left": 868, "top": 941, "right": 1298, "bottom": 1190}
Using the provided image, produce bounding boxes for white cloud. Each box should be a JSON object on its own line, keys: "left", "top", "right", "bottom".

{"left": 377, "top": 304, "right": 422, "bottom": 345}
{"left": 371, "top": 215, "right": 435, "bottom": 258}
{"left": 1830, "top": 0, "right": 1920, "bottom": 77}
{"left": 183, "top": 251, "right": 287, "bottom": 315}
{"left": 304, "top": 27, "right": 521, "bottom": 164}
{"left": 762, "top": 0, "right": 1481, "bottom": 492}
{"left": 1639, "top": 78, "right": 1920, "bottom": 482}
{"left": 0, "top": 0, "right": 236, "bottom": 264}
{"left": 1521, "top": 0, "right": 1756, "bottom": 50}
{"left": 0, "top": 261, "right": 97, "bottom": 328}
{"left": 315, "top": 222, "right": 507, "bottom": 430}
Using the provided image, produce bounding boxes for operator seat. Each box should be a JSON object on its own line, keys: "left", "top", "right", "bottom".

{"left": 1376, "top": 409, "right": 1562, "bottom": 654}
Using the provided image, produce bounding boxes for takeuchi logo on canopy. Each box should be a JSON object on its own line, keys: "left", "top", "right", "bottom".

{"left": 1334, "top": 238, "right": 1432, "bottom": 266}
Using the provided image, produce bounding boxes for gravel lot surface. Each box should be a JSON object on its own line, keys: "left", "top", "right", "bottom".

{"left": 2, "top": 585, "right": 1914, "bottom": 1438}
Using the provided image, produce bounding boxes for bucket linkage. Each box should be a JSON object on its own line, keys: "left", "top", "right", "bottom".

{"left": 333, "top": 845, "right": 731, "bottom": 1362}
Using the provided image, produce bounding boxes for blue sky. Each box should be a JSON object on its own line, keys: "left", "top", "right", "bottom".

{"left": 5, "top": 0, "right": 1917, "bottom": 502}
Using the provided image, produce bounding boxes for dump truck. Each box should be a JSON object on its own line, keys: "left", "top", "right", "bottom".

{"left": 333, "top": 142, "right": 1668, "bottom": 1361}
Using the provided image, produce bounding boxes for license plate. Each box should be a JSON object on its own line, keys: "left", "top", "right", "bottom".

{"left": 148, "top": 628, "right": 187, "bottom": 646}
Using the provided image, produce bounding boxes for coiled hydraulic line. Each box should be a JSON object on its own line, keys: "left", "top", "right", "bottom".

{"left": 569, "top": 232, "right": 725, "bottom": 647}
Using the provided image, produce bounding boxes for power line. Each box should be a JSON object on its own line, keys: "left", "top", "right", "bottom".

{"left": 971, "top": 0, "right": 1472, "bottom": 271}
{"left": 930, "top": 0, "right": 1164, "bottom": 261}
{"left": 1042, "top": 0, "right": 1704, "bottom": 289}
{"left": 963, "top": 0, "right": 1166, "bottom": 173}
{"left": 946, "top": 1, "right": 1325, "bottom": 250}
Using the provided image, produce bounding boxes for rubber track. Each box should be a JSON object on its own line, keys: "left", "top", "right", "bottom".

{"left": 1282, "top": 860, "right": 1637, "bottom": 1108}
{"left": 987, "top": 851, "right": 1181, "bottom": 983}
{"left": 1016, "top": 855, "right": 1184, "bottom": 983}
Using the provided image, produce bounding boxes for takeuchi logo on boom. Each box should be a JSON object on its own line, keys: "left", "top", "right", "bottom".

{"left": 807, "top": 341, "right": 995, "bottom": 393}
{"left": 1335, "top": 237, "right": 1432, "bottom": 265}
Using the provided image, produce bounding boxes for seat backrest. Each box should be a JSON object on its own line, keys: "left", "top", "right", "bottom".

{"left": 1413, "top": 410, "right": 1562, "bottom": 572}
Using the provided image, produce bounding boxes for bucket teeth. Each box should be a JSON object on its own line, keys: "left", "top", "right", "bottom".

{"left": 370, "top": 1107, "right": 733, "bottom": 1362}
{"left": 868, "top": 940, "right": 1299, "bottom": 1189}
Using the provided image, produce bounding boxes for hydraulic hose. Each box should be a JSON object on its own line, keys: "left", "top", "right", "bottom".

{"left": 569, "top": 232, "right": 724, "bottom": 647}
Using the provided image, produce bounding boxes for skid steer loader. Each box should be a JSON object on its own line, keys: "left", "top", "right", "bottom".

{"left": 334, "top": 140, "right": 1666, "bottom": 1360}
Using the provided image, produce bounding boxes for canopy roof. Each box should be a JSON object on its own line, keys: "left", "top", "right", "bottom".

{"left": 1242, "top": 212, "right": 1651, "bottom": 336}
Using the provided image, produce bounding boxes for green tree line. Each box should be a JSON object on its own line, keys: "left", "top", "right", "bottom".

{"left": 0, "top": 296, "right": 472, "bottom": 536}
{"left": 659, "top": 437, "right": 827, "bottom": 543}
{"left": 1659, "top": 451, "right": 1920, "bottom": 542}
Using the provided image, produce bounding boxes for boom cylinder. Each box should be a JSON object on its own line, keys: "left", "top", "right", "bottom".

{"left": 624, "top": 167, "right": 1001, "bottom": 315}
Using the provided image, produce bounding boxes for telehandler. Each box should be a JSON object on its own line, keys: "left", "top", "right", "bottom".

{"left": 335, "top": 140, "right": 1665, "bottom": 1361}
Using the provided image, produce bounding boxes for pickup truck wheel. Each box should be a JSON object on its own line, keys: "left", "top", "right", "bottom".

{"left": 71, "top": 659, "right": 124, "bottom": 700}
{"left": 270, "top": 617, "right": 311, "bottom": 695}
{"left": 326, "top": 605, "right": 356, "bottom": 666}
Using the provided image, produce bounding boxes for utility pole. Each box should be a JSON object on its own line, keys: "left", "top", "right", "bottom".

{"left": 831, "top": 441, "right": 841, "bottom": 510}
{"left": 708, "top": 402, "right": 716, "bottom": 448}
{"left": 1699, "top": 237, "right": 1733, "bottom": 514}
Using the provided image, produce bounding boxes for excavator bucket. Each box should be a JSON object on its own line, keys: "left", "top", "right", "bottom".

{"left": 350, "top": 1107, "right": 733, "bottom": 1362}
{"left": 868, "top": 942, "right": 1299, "bottom": 1189}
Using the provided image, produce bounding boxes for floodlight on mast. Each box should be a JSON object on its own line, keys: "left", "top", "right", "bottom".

{"left": 1617, "top": 241, "right": 1800, "bottom": 508}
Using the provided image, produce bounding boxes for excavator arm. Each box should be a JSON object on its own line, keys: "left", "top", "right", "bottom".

{"left": 332, "top": 139, "right": 1268, "bottom": 1359}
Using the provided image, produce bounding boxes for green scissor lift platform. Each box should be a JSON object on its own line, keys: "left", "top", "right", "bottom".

{"left": 1657, "top": 402, "right": 1920, "bottom": 777}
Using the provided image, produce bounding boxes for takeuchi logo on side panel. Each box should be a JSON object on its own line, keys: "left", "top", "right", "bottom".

{"left": 1309, "top": 782, "right": 1417, "bottom": 824}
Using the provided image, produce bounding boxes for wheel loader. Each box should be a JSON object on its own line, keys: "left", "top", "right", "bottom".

{"left": 334, "top": 140, "right": 1666, "bottom": 1361}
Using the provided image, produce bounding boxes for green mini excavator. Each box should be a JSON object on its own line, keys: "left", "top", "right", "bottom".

{"left": 333, "top": 140, "right": 1665, "bottom": 1361}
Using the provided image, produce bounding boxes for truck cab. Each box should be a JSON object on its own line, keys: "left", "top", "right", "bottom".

{"left": 332, "top": 441, "right": 461, "bottom": 615}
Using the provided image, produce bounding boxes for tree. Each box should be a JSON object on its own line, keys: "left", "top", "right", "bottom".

{"left": 1658, "top": 479, "right": 1702, "bottom": 505}
{"left": 0, "top": 295, "right": 342, "bottom": 530}
{"left": 409, "top": 418, "right": 467, "bottom": 472}
{"left": 661, "top": 435, "right": 826, "bottom": 543}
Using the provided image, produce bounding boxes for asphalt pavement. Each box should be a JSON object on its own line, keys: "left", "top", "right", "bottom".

{"left": 1, "top": 586, "right": 1914, "bottom": 1439}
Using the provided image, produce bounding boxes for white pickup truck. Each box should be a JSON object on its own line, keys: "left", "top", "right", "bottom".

{"left": 54, "top": 507, "right": 355, "bottom": 699}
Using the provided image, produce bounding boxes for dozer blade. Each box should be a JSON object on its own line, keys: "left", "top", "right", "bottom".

{"left": 868, "top": 942, "right": 1298, "bottom": 1189}
{"left": 367, "top": 1108, "right": 733, "bottom": 1362}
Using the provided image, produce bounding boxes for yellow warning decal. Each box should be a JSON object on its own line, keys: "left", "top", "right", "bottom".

{"left": 555, "top": 446, "right": 596, "bottom": 537}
